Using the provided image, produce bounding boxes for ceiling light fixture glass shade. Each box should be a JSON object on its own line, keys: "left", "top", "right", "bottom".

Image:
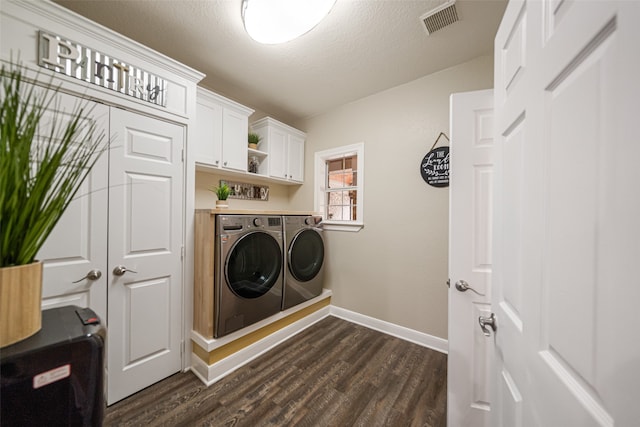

{"left": 242, "top": 0, "right": 337, "bottom": 44}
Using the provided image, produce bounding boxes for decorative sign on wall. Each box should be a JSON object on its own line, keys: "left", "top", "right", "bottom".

{"left": 37, "top": 31, "right": 167, "bottom": 107}
{"left": 420, "top": 132, "right": 450, "bottom": 188}
{"left": 222, "top": 180, "right": 269, "bottom": 201}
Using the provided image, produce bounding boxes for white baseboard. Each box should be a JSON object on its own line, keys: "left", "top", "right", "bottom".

{"left": 329, "top": 305, "right": 448, "bottom": 354}
{"left": 191, "top": 305, "right": 331, "bottom": 386}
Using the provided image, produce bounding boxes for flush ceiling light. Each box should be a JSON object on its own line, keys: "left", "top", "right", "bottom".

{"left": 242, "top": 0, "right": 337, "bottom": 44}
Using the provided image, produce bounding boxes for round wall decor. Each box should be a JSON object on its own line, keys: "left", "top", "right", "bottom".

{"left": 420, "top": 132, "right": 450, "bottom": 187}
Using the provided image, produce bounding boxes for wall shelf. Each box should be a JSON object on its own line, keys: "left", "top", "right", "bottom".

{"left": 195, "top": 163, "right": 301, "bottom": 186}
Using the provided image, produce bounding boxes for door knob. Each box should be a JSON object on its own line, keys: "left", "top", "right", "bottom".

{"left": 479, "top": 313, "right": 497, "bottom": 337}
{"left": 72, "top": 269, "right": 102, "bottom": 283}
{"left": 455, "top": 280, "right": 485, "bottom": 296}
{"left": 113, "top": 265, "right": 137, "bottom": 276}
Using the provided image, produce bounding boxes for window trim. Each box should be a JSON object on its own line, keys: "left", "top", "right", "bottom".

{"left": 314, "top": 142, "right": 364, "bottom": 232}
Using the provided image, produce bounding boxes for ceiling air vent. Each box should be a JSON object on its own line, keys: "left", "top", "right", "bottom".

{"left": 420, "top": 0, "right": 459, "bottom": 35}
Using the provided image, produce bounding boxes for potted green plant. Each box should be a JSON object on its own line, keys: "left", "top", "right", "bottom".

{"left": 248, "top": 132, "right": 261, "bottom": 150}
{"left": 210, "top": 182, "right": 231, "bottom": 209}
{"left": 0, "top": 61, "right": 107, "bottom": 347}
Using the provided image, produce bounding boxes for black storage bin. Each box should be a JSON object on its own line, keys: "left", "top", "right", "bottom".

{"left": 1, "top": 305, "right": 106, "bottom": 426}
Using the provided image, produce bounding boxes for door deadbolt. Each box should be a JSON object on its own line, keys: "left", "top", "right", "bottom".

{"left": 479, "top": 313, "right": 497, "bottom": 337}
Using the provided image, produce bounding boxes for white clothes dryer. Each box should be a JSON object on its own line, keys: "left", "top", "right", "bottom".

{"left": 282, "top": 215, "right": 325, "bottom": 310}
{"left": 215, "top": 215, "right": 283, "bottom": 338}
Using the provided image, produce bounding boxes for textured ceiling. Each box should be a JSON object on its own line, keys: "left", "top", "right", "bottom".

{"left": 53, "top": 0, "right": 507, "bottom": 124}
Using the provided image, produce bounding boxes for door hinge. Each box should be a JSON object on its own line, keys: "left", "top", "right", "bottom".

{"left": 181, "top": 245, "right": 185, "bottom": 260}
{"left": 181, "top": 148, "right": 184, "bottom": 162}
{"left": 180, "top": 340, "right": 185, "bottom": 356}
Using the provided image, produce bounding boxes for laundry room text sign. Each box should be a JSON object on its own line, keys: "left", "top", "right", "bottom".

{"left": 222, "top": 180, "right": 269, "bottom": 201}
{"left": 38, "top": 31, "right": 167, "bottom": 107}
{"left": 420, "top": 132, "right": 450, "bottom": 188}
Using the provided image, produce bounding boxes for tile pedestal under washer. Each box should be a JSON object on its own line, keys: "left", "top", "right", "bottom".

{"left": 215, "top": 215, "right": 283, "bottom": 338}
{"left": 283, "top": 215, "right": 325, "bottom": 310}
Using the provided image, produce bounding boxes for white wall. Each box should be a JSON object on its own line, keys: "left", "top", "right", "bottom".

{"left": 290, "top": 55, "right": 494, "bottom": 339}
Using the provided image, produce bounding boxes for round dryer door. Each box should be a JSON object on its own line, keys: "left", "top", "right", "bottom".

{"left": 226, "top": 231, "right": 282, "bottom": 299}
{"left": 289, "top": 229, "right": 324, "bottom": 282}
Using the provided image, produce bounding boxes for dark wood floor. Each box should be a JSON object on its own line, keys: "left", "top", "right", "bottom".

{"left": 104, "top": 316, "right": 447, "bottom": 426}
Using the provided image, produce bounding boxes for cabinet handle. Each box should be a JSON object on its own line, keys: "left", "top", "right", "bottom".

{"left": 224, "top": 161, "right": 227, "bottom": 166}
{"left": 215, "top": 160, "right": 219, "bottom": 165}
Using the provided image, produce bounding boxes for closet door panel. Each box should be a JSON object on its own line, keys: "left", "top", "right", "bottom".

{"left": 107, "top": 109, "right": 184, "bottom": 405}
{"left": 37, "top": 93, "right": 109, "bottom": 322}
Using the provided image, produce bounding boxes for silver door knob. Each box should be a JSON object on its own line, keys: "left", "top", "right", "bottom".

{"left": 72, "top": 269, "right": 102, "bottom": 283}
{"left": 479, "top": 313, "right": 497, "bottom": 337}
{"left": 113, "top": 265, "right": 137, "bottom": 276}
{"left": 455, "top": 280, "right": 485, "bottom": 296}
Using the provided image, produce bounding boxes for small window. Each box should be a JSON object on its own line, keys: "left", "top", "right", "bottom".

{"left": 314, "top": 143, "right": 364, "bottom": 232}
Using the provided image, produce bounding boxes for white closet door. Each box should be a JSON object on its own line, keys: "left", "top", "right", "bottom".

{"left": 107, "top": 109, "right": 184, "bottom": 405}
{"left": 38, "top": 93, "right": 109, "bottom": 322}
{"left": 492, "top": 1, "right": 640, "bottom": 424}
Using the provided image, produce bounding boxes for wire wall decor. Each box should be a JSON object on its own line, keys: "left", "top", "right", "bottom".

{"left": 221, "top": 180, "right": 269, "bottom": 201}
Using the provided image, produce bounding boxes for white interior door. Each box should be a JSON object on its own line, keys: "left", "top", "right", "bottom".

{"left": 107, "top": 109, "right": 184, "bottom": 405}
{"left": 492, "top": 0, "right": 640, "bottom": 424}
{"left": 37, "top": 93, "right": 109, "bottom": 322}
{"left": 448, "top": 89, "right": 494, "bottom": 427}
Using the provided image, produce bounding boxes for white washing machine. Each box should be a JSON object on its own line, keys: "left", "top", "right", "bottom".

{"left": 215, "top": 215, "right": 283, "bottom": 338}
{"left": 282, "top": 215, "right": 325, "bottom": 310}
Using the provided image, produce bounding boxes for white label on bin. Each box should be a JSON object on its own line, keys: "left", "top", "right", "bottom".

{"left": 33, "top": 364, "right": 71, "bottom": 389}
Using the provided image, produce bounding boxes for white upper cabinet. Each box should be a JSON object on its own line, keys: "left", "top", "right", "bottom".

{"left": 251, "top": 117, "right": 306, "bottom": 183}
{"left": 194, "top": 97, "right": 223, "bottom": 166}
{"left": 194, "top": 87, "right": 254, "bottom": 172}
{"left": 287, "top": 133, "right": 305, "bottom": 182}
{"left": 222, "top": 108, "right": 250, "bottom": 171}
{"left": 265, "top": 124, "right": 288, "bottom": 179}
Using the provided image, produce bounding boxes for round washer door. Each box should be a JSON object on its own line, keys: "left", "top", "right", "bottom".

{"left": 288, "top": 229, "right": 324, "bottom": 282}
{"left": 225, "top": 231, "right": 282, "bottom": 299}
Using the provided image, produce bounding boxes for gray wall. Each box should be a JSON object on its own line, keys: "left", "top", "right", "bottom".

{"left": 289, "top": 55, "right": 494, "bottom": 339}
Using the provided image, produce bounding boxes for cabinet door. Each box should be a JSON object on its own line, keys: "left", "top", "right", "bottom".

{"left": 288, "top": 134, "right": 305, "bottom": 182}
{"left": 194, "top": 100, "right": 223, "bottom": 166}
{"left": 37, "top": 93, "right": 109, "bottom": 322}
{"left": 268, "top": 126, "right": 288, "bottom": 180}
{"left": 222, "top": 108, "right": 248, "bottom": 171}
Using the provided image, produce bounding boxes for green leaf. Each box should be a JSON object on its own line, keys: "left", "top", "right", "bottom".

{"left": 0, "top": 61, "right": 107, "bottom": 267}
